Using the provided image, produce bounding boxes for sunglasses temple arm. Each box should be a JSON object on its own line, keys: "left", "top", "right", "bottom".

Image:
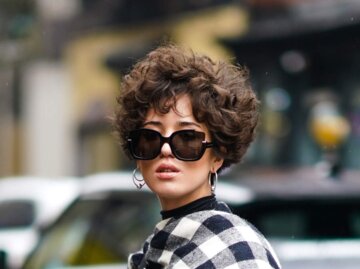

{"left": 204, "top": 142, "right": 214, "bottom": 148}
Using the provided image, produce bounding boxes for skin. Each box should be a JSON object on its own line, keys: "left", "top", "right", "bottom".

{"left": 137, "top": 94, "right": 223, "bottom": 211}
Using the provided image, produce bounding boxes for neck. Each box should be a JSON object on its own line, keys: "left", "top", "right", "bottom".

{"left": 160, "top": 194, "right": 216, "bottom": 220}
{"left": 159, "top": 189, "right": 212, "bottom": 211}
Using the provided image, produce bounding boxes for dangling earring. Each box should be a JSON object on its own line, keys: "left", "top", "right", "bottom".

{"left": 208, "top": 171, "right": 218, "bottom": 193}
{"left": 132, "top": 167, "right": 145, "bottom": 189}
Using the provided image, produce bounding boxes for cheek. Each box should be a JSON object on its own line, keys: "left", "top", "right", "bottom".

{"left": 186, "top": 154, "right": 214, "bottom": 174}
{"left": 137, "top": 161, "right": 147, "bottom": 176}
{"left": 137, "top": 160, "right": 156, "bottom": 179}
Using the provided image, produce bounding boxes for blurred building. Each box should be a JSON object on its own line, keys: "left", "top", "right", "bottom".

{"left": 0, "top": 0, "right": 359, "bottom": 178}
{"left": 222, "top": 0, "right": 360, "bottom": 175}
{"left": 0, "top": 0, "right": 246, "bottom": 177}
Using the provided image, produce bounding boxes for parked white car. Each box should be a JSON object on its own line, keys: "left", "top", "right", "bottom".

{"left": 23, "top": 169, "right": 360, "bottom": 269}
{"left": 0, "top": 177, "right": 80, "bottom": 269}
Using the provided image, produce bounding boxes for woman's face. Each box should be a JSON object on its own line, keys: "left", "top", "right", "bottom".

{"left": 137, "top": 94, "right": 223, "bottom": 210}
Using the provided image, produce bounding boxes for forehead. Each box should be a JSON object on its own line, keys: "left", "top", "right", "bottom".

{"left": 143, "top": 94, "right": 212, "bottom": 137}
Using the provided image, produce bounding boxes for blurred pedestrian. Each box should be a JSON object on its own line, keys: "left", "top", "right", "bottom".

{"left": 114, "top": 44, "right": 281, "bottom": 269}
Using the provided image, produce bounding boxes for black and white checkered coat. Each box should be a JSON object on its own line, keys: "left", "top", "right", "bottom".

{"left": 128, "top": 202, "right": 281, "bottom": 269}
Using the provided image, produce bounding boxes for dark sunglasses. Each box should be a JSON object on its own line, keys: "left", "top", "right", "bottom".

{"left": 127, "top": 128, "right": 213, "bottom": 161}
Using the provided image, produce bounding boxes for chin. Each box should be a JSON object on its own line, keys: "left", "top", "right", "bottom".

{"left": 153, "top": 186, "right": 182, "bottom": 198}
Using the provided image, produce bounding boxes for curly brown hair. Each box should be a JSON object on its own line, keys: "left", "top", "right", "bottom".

{"left": 113, "top": 44, "right": 259, "bottom": 172}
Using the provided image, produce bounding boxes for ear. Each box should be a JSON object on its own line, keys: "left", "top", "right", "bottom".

{"left": 211, "top": 156, "right": 224, "bottom": 173}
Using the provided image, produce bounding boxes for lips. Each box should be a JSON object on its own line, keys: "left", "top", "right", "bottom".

{"left": 156, "top": 164, "right": 180, "bottom": 173}
{"left": 155, "top": 164, "right": 180, "bottom": 179}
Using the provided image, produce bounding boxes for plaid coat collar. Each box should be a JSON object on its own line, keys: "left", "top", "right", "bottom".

{"left": 129, "top": 201, "right": 281, "bottom": 269}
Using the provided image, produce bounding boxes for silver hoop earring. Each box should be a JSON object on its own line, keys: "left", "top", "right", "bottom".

{"left": 132, "top": 167, "right": 145, "bottom": 189}
{"left": 209, "top": 171, "right": 218, "bottom": 193}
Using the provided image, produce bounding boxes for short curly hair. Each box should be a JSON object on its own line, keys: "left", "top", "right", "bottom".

{"left": 113, "top": 44, "right": 259, "bottom": 172}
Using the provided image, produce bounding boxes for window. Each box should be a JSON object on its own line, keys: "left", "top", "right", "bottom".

{"left": 25, "top": 192, "right": 159, "bottom": 268}
{"left": 0, "top": 200, "right": 35, "bottom": 228}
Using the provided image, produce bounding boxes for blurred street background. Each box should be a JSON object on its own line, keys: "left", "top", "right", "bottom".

{"left": 1, "top": 1, "right": 360, "bottom": 268}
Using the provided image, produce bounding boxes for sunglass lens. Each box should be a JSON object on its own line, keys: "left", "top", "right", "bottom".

{"left": 131, "top": 129, "right": 160, "bottom": 159}
{"left": 172, "top": 131, "right": 205, "bottom": 160}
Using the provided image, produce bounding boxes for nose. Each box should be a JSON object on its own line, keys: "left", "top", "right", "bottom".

{"left": 159, "top": 141, "right": 173, "bottom": 158}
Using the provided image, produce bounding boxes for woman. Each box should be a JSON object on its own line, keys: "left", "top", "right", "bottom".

{"left": 114, "top": 44, "right": 281, "bottom": 269}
